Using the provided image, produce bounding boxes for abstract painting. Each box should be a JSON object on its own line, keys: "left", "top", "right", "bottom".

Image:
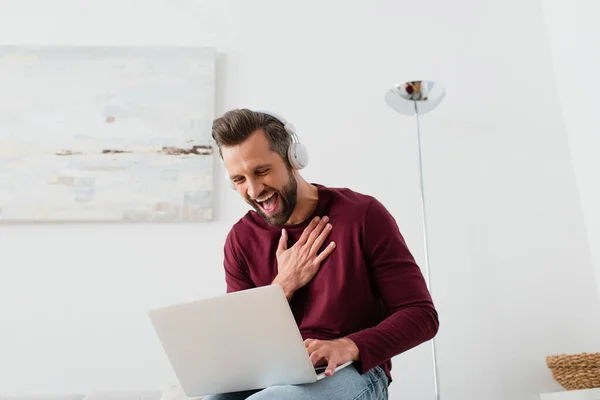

{"left": 0, "top": 46, "right": 216, "bottom": 222}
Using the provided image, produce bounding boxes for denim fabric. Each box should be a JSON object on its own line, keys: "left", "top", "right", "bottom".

{"left": 202, "top": 365, "right": 389, "bottom": 400}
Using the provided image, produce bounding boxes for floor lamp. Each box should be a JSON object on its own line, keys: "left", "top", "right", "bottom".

{"left": 384, "top": 80, "right": 446, "bottom": 400}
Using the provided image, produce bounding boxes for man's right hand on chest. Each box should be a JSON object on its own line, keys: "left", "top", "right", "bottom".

{"left": 272, "top": 216, "right": 336, "bottom": 301}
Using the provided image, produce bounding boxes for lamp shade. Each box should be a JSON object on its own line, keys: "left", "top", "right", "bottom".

{"left": 385, "top": 80, "right": 446, "bottom": 116}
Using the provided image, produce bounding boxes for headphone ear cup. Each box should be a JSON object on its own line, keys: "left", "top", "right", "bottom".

{"left": 288, "top": 142, "right": 309, "bottom": 170}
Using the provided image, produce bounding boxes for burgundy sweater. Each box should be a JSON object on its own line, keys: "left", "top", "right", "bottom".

{"left": 223, "top": 184, "right": 439, "bottom": 381}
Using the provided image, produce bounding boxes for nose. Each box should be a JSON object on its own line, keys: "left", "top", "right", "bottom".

{"left": 246, "top": 179, "right": 264, "bottom": 200}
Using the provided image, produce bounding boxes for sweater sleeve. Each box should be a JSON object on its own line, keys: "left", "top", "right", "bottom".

{"left": 346, "top": 198, "right": 439, "bottom": 374}
{"left": 223, "top": 228, "right": 256, "bottom": 293}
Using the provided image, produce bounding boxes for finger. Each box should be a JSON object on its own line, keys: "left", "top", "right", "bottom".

{"left": 325, "top": 358, "right": 338, "bottom": 376}
{"left": 296, "top": 216, "right": 321, "bottom": 246}
{"left": 304, "top": 338, "right": 315, "bottom": 348}
{"left": 310, "top": 222, "right": 332, "bottom": 254}
{"left": 302, "top": 216, "right": 327, "bottom": 246}
{"left": 305, "top": 339, "right": 321, "bottom": 353}
{"left": 276, "top": 228, "right": 288, "bottom": 256}
{"left": 314, "top": 241, "right": 336, "bottom": 264}
{"left": 309, "top": 351, "right": 324, "bottom": 366}
{"left": 305, "top": 216, "right": 329, "bottom": 248}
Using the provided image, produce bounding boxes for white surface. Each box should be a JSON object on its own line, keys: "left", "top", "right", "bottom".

{"left": 542, "top": 0, "right": 600, "bottom": 298}
{"left": 0, "top": 1, "right": 599, "bottom": 399}
{"left": 0, "top": 389, "right": 175, "bottom": 400}
{"left": 149, "top": 284, "right": 319, "bottom": 397}
{"left": 0, "top": 396, "right": 85, "bottom": 400}
{"left": 83, "top": 391, "right": 162, "bottom": 400}
{"left": 541, "top": 388, "right": 600, "bottom": 399}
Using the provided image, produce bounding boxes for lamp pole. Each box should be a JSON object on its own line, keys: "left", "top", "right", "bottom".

{"left": 385, "top": 80, "right": 446, "bottom": 400}
{"left": 415, "top": 101, "right": 440, "bottom": 400}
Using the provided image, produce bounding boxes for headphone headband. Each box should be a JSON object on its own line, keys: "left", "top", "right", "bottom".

{"left": 254, "top": 109, "right": 299, "bottom": 143}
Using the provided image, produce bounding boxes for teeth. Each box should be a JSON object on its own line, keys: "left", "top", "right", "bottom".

{"left": 256, "top": 192, "right": 275, "bottom": 202}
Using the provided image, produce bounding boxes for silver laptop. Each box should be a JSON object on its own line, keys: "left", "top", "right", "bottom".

{"left": 148, "top": 284, "right": 352, "bottom": 397}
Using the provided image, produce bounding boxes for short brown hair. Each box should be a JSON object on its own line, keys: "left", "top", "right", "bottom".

{"left": 212, "top": 108, "right": 292, "bottom": 167}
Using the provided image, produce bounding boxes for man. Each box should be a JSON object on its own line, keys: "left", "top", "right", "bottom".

{"left": 204, "top": 109, "right": 439, "bottom": 399}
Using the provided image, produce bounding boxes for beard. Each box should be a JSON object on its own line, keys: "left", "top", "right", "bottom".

{"left": 248, "top": 169, "right": 298, "bottom": 226}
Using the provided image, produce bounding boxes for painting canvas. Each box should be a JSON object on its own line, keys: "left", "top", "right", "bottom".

{"left": 0, "top": 46, "right": 216, "bottom": 222}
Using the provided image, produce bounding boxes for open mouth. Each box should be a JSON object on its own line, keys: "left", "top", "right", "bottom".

{"left": 255, "top": 192, "right": 279, "bottom": 214}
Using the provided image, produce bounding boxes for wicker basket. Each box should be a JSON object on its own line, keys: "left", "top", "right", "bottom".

{"left": 546, "top": 353, "right": 600, "bottom": 390}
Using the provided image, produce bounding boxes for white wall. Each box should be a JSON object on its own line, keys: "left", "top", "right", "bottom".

{"left": 0, "top": 1, "right": 599, "bottom": 399}
{"left": 542, "top": 0, "right": 600, "bottom": 298}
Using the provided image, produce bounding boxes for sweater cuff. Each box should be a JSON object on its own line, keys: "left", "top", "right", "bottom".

{"left": 346, "top": 330, "right": 376, "bottom": 374}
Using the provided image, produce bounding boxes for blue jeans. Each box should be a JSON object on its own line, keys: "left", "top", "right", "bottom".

{"left": 202, "top": 365, "right": 389, "bottom": 400}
